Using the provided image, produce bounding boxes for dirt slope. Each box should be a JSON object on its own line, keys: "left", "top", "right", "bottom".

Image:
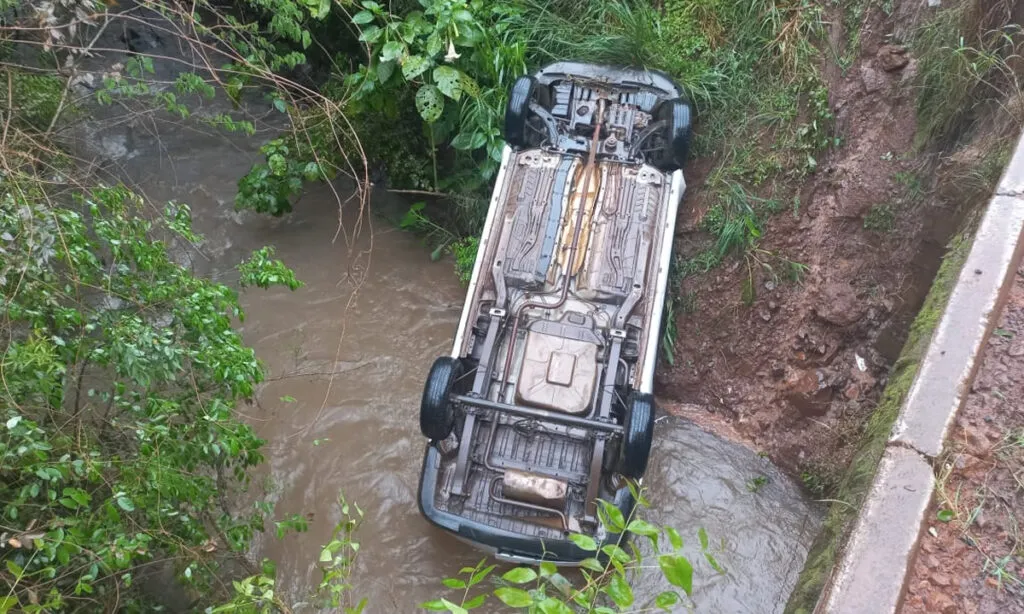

{"left": 656, "top": 2, "right": 1008, "bottom": 486}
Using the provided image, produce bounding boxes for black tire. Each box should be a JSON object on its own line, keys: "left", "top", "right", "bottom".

{"left": 619, "top": 392, "right": 656, "bottom": 479}
{"left": 655, "top": 98, "right": 694, "bottom": 171}
{"left": 420, "top": 356, "right": 464, "bottom": 441}
{"left": 504, "top": 76, "right": 551, "bottom": 148}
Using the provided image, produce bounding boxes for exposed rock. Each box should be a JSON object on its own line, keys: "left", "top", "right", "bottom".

{"left": 861, "top": 65, "right": 887, "bottom": 93}
{"left": 1008, "top": 339, "right": 1024, "bottom": 357}
{"left": 815, "top": 282, "right": 865, "bottom": 327}
{"left": 964, "top": 426, "right": 993, "bottom": 456}
{"left": 930, "top": 572, "right": 951, "bottom": 587}
{"left": 844, "top": 382, "right": 860, "bottom": 400}
{"left": 782, "top": 369, "right": 833, "bottom": 416}
{"left": 924, "top": 554, "right": 941, "bottom": 569}
{"left": 877, "top": 44, "right": 910, "bottom": 72}
{"left": 926, "top": 591, "right": 956, "bottom": 614}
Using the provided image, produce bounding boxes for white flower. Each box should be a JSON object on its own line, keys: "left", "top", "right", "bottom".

{"left": 444, "top": 40, "right": 461, "bottom": 63}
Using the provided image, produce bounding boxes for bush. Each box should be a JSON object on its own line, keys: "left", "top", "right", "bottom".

{"left": 0, "top": 184, "right": 301, "bottom": 611}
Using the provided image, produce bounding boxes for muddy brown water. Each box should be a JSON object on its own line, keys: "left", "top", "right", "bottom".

{"left": 71, "top": 50, "right": 824, "bottom": 612}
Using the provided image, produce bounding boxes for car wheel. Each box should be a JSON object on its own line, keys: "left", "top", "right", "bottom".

{"left": 655, "top": 98, "right": 693, "bottom": 171}
{"left": 505, "top": 76, "right": 551, "bottom": 148}
{"left": 420, "top": 356, "right": 464, "bottom": 441}
{"left": 619, "top": 391, "right": 656, "bottom": 479}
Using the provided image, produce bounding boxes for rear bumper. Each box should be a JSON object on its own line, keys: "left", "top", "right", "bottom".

{"left": 417, "top": 444, "right": 636, "bottom": 565}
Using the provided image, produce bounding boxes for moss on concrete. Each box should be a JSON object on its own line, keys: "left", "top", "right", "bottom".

{"left": 783, "top": 219, "right": 978, "bottom": 614}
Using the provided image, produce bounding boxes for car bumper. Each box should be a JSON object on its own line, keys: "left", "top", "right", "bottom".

{"left": 417, "top": 444, "right": 636, "bottom": 565}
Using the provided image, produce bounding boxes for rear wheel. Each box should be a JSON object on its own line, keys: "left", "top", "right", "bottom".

{"left": 505, "top": 76, "right": 552, "bottom": 148}
{"left": 420, "top": 357, "right": 464, "bottom": 441}
{"left": 619, "top": 392, "right": 656, "bottom": 479}
{"left": 654, "top": 98, "right": 693, "bottom": 171}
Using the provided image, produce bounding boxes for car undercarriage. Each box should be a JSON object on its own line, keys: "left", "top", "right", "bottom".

{"left": 418, "top": 62, "right": 691, "bottom": 563}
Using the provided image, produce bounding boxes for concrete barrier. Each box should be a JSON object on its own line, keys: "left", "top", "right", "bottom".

{"left": 817, "top": 131, "right": 1024, "bottom": 614}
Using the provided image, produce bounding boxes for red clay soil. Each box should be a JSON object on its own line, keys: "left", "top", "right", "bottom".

{"left": 899, "top": 265, "right": 1024, "bottom": 614}
{"left": 656, "top": 5, "right": 950, "bottom": 481}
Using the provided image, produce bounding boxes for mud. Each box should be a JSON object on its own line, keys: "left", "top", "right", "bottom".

{"left": 900, "top": 265, "right": 1024, "bottom": 614}
{"left": 656, "top": 1, "right": 1009, "bottom": 487}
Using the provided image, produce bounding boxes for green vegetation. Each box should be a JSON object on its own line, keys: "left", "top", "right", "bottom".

{"left": 219, "top": 0, "right": 836, "bottom": 287}
{"left": 217, "top": 485, "right": 722, "bottom": 613}
{"left": 863, "top": 203, "right": 895, "bottom": 232}
{"left": 913, "top": 1, "right": 1024, "bottom": 148}
{"left": 1, "top": 3, "right": 721, "bottom": 610}
{"left": 0, "top": 178, "right": 304, "bottom": 609}
{"left": 746, "top": 475, "right": 770, "bottom": 493}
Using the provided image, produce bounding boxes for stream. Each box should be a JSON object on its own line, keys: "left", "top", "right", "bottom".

{"left": 70, "top": 24, "right": 824, "bottom": 612}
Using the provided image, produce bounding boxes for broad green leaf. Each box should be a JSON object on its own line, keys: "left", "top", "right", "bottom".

{"left": 606, "top": 573, "right": 634, "bottom": 607}
{"left": 937, "top": 509, "right": 954, "bottom": 522}
{"left": 655, "top": 590, "right": 680, "bottom": 610}
{"left": 548, "top": 572, "right": 573, "bottom": 598}
{"left": 601, "top": 544, "right": 630, "bottom": 563}
{"left": 319, "top": 547, "right": 332, "bottom": 563}
{"left": 698, "top": 527, "right": 710, "bottom": 550}
{"left": 421, "top": 600, "right": 447, "bottom": 611}
{"left": 433, "top": 66, "right": 463, "bottom": 100}
{"left": 539, "top": 561, "right": 557, "bottom": 577}
{"left": 402, "top": 55, "right": 431, "bottom": 80}
{"left": 358, "top": 25, "right": 383, "bottom": 43}
{"left": 464, "top": 594, "right": 487, "bottom": 609}
{"left": 667, "top": 526, "right": 683, "bottom": 550}
{"left": 536, "top": 597, "right": 573, "bottom": 614}
{"left": 580, "top": 557, "right": 604, "bottom": 572}
{"left": 442, "top": 577, "right": 466, "bottom": 589}
{"left": 5, "top": 561, "right": 23, "bottom": 579}
{"left": 459, "top": 72, "right": 481, "bottom": 99}
{"left": 352, "top": 10, "right": 374, "bottom": 24}
{"left": 415, "top": 85, "right": 444, "bottom": 123}
{"left": 440, "top": 599, "right": 467, "bottom": 614}
{"left": 658, "top": 554, "right": 693, "bottom": 595}
{"left": 597, "top": 499, "right": 625, "bottom": 532}
{"left": 568, "top": 533, "right": 597, "bottom": 551}
{"left": 381, "top": 41, "right": 405, "bottom": 62}
{"left": 494, "top": 587, "right": 533, "bottom": 607}
{"left": 0, "top": 597, "right": 17, "bottom": 614}
{"left": 469, "top": 563, "right": 494, "bottom": 587}
{"left": 116, "top": 496, "right": 135, "bottom": 512}
{"left": 377, "top": 60, "right": 395, "bottom": 83}
{"left": 501, "top": 567, "right": 536, "bottom": 584}
{"left": 453, "top": 9, "right": 474, "bottom": 22}
{"left": 626, "top": 518, "right": 659, "bottom": 537}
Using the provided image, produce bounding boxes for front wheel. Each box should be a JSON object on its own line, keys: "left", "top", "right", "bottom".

{"left": 420, "top": 357, "right": 464, "bottom": 441}
{"left": 654, "top": 98, "right": 694, "bottom": 171}
{"left": 619, "top": 392, "right": 656, "bottom": 479}
{"left": 505, "top": 76, "right": 552, "bottom": 148}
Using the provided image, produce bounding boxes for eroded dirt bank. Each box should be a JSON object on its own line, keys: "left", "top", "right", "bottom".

{"left": 658, "top": 0, "right": 1022, "bottom": 490}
